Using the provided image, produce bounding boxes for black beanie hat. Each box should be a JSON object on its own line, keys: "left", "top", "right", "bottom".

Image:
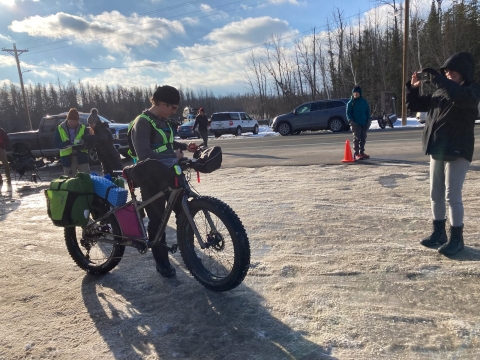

{"left": 153, "top": 85, "right": 180, "bottom": 105}
{"left": 90, "top": 108, "right": 98, "bottom": 115}
{"left": 352, "top": 86, "right": 362, "bottom": 95}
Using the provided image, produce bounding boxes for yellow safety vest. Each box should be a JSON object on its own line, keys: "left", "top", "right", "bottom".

{"left": 127, "top": 114, "right": 174, "bottom": 161}
{"left": 58, "top": 123, "right": 87, "bottom": 157}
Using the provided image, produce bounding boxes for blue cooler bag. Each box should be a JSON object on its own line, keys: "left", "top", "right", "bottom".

{"left": 90, "top": 175, "right": 128, "bottom": 207}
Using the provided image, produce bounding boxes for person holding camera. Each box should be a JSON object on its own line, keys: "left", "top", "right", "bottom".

{"left": 346, "top": 85, "right": 371, "bottom": 160}
{"left": 406, "top": 52, "right": 480, "bottom": 255}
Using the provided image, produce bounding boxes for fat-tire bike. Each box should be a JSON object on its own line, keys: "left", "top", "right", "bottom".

{"left": 375, "top": 109, "right": 394, "bottom": 129}
{"left": 63, "top": 157, "right": 251, "bottom": 292}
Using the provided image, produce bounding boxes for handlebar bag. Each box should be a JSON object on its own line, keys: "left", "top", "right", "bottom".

{"left": 123, "top": 159, "right": 178, "bottom": 191}
{"left": 44, "top": 172, "right": 94, "bottom": 227}
{"left": 193, "top": 146, "right": 222, "bottom": 173}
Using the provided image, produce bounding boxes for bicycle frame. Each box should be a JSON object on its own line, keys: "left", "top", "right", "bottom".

{"left": 83, "top": 171, "right": 214, "bottom": 253}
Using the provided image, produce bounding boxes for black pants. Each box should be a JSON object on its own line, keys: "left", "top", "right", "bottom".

{"left": 140, "top": 186, "right": 169, "bottom": 265}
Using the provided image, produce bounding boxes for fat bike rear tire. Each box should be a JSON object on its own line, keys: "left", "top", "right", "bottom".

{"left": 377, "top": 115, "right": 386, "bottom": 129}
{"left": 64, "top": 214, "right": 125, "bottom": 275}
{"left": 177, "top": 196, "right": 250, "bottom": 291}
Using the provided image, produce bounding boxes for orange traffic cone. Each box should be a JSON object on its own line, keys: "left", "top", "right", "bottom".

{"left": 342, "top": 139, "right": 355, "bottom": 163}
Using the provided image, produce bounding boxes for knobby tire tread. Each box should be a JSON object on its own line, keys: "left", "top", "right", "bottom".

{"left": 177, "top": 196, "right": 250, "bottom": 292}
{"left": 64, "top": 214, "right": 125, "bottom": 275}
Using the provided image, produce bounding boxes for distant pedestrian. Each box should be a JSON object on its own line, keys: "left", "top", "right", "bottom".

{"left": 346, "top": 86, "right": 371, "bottom": 160}
{"left": 406, "top": 51, "right": 480, "bottom": 255}
{"left": 0, "top": 127, "right": 11, "bottom": 183}
{"left": 85, "top": 108, "right": 122, "bottom": 177}
{"left": 54, "top": 108, "right": 90, "bottom": 177}
{"left": 193, "top": 107, "right": 209, "bottom": 147}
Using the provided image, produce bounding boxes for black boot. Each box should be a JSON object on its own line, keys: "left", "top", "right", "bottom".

{"left": 152, "top": 233, "right": 176, "bottom": 278}
{"left": 420, "top": 219, "right": 447, "bottom": 247}
{"left": 438, "top": 225, "right": 464, "bottom": 255}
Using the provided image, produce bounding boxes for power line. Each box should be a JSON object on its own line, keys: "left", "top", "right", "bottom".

{"left": 24, "top": 5, "right": 378, "bottom": 72}
{"left": 31, "top": 28, "right": 314, "bottom": 70}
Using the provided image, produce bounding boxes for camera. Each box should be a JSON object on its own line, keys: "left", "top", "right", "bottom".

{"left": 416, "top": 72, "right": 430, "bottom": 81}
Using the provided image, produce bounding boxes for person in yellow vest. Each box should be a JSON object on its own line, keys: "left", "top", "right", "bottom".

{"left": 54, "top": 108, "right": 90, "bottom": 177}
{"left": 128, "top": 85, "right": 197, "bottom": 277}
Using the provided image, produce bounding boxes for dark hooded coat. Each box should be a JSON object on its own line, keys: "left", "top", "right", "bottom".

{"left": 85, "top": 121, "right": 122, "bottom": 176}
{"left": 406, "top": 52, "right": 480, "bottom": 162}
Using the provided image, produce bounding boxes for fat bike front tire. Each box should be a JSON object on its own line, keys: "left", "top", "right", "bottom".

{"left": 64, "top": 214, "right": 125, "bottom": 275}
{"left": 177, "top": 196, "right": 250, "bottom": 292}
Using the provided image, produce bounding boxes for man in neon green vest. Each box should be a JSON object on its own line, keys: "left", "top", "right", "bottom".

{"left": 54, "top": 108, "right": 90, "bottom": 177}
{"left": 128, "top": 85, "right": 197, "bottom": 277}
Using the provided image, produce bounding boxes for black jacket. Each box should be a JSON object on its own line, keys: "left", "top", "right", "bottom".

{"left": 193, "top": 114, "right": 209, "bottom": 132}
{"left": 406, "top": 52, "right": 480, "bottom": 162}
{"left": 85, "top": 122, "right": 122, "bottom": 175}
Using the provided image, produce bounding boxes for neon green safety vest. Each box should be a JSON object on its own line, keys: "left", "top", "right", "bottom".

{"left": 58, "top": 123, "right": 87, "bottom": 157}
{"left": 127, "top": 114, "right": 174, "bottom": 161}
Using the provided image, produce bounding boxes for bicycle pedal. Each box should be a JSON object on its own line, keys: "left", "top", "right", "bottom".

{"left": 168, "top": 243, "right": 178, "bottom": 254}
{"left": 133, "top": 239, "right": 148, "bottom": 254}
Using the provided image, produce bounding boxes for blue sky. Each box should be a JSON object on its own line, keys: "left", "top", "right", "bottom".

{"left": 0, "top": 0, "right": 435, "bottom": 96}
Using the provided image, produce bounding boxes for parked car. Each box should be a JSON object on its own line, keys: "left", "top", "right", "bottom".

{"left": 416, "top": 102, "right": 480, "bottom": 124}
{"left": 7, "top": 112, "right": 129, "bottom": 164}
{"left": 177, "top": 120, "right": 200, "bottom": 139}
{"left": 210, "top": 112, "right": 259, "bottom": 137}
{"left": 416, "top": 112, "right": 427, "bottom": 124}
{"left": 271, "top": 99, "right": 349, "bottom": 136}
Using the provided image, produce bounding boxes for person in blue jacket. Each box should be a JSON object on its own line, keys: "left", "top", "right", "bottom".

{"left": 346, "top": 86, "right": 371, "bottom": 160}
{"left": 53, "top": 108, "right": 90, "bottom": 177}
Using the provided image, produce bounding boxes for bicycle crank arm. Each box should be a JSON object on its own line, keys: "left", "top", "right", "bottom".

{"left": 86, "top": 234, "right": 149, "bottom": 254}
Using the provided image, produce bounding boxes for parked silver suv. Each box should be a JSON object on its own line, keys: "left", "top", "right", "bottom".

{"left": 272, "top": 99, "right": 349, "bottom": 136}
{"left": 210, "top": 112, "right": 259, "bottom": 137}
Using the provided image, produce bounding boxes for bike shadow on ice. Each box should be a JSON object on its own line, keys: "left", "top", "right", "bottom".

{"left": 81, "top": 227, "right": 335, "bottom": 359}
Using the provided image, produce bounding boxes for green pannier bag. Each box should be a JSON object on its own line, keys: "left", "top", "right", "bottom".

{"left": 44, "top": 172, "right": 95, "bottom": 227}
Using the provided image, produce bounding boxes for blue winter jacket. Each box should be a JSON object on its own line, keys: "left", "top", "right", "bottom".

{"left": 346, "top": 96, "right": 371, "bottom": 126}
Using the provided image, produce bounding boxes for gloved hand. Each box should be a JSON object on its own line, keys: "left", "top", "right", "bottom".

{"left": 187, "top": 143, "right": 198, "bottom": 152}
{"left": 421, "top": 67, "right": 440, "bottom": 77}
{"left": 64, "top": 140, "right": 72, "bottom": 146}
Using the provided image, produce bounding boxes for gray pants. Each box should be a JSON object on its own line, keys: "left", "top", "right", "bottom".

{"left": 351, "top": 123, "right": 366, "bottom": 154}
{"left": 199, "top": 130, "right": 208, "bottom": 147}
{"left": 0, "top": 148, "right": 11, "bottom": 182}
{"left": 430, "top": 156, "right": 470, "bottom": 226}
{"left": 63, "top": 155, "right": 90, "bottom": 178}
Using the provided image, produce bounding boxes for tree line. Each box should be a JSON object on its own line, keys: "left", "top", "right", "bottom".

{"left": 0, "top": 0, "right": 479, "bottom": 133}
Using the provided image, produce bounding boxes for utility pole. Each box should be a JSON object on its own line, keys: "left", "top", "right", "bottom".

{"left": 2, "top": 43, "right": 32, "bottom": 130}
{"left": 313, "top": 27, "right": 316, "bottom": 100}
{"left": 401, "top": 0, "right": 410, "bottom": 126}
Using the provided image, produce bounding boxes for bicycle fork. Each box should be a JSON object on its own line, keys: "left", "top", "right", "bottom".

{"left": 150, "top": 189, "right": 214, "bottom": 250}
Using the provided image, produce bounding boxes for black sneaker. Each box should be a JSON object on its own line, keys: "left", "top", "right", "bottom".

{"left": 156, "top": 263, "right": 176, "bottom": 278}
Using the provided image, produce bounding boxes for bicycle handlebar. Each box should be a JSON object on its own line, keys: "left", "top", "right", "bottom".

{"left": 178, "top": 157, "right": 197, "bottom": 171}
